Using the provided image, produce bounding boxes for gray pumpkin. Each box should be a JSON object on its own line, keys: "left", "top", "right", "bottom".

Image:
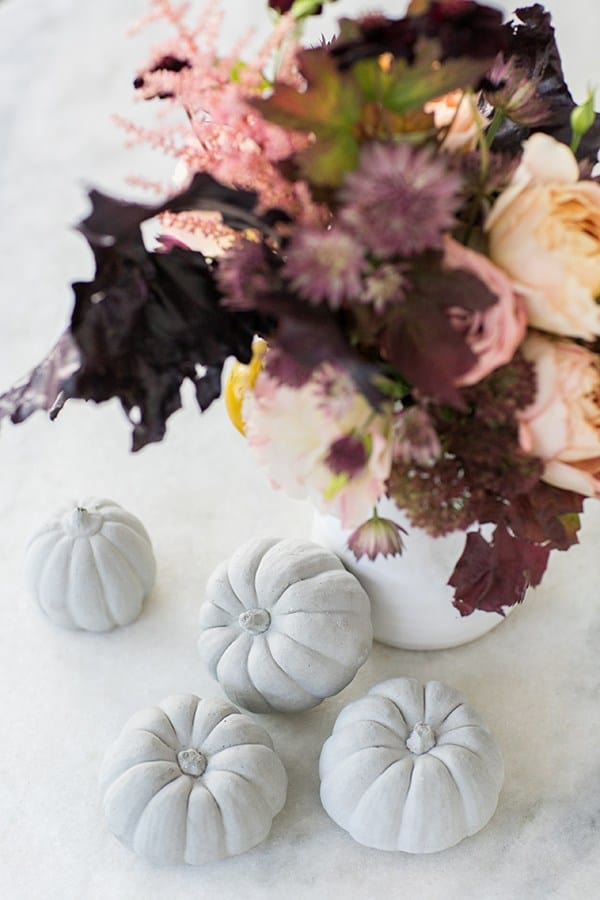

{"left": 198, "top": 537, "right": 373, "bottom": 713}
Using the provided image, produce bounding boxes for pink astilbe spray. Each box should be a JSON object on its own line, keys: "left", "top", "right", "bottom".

{"left": 120, "top": 0, "right": 325, "bottom": 244}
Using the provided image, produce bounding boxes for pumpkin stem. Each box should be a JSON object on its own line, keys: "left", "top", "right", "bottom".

{"left": 238, "top": 608, "right": 272, "bottom": 635}
{"left": 62, "top": 506, "right": 103, "bottom": 537}
{"left": 406, "top": 722, "right": 436, "bottom": 755}
{"left": 177, "top": 748, "right": 207, "bottom": 777}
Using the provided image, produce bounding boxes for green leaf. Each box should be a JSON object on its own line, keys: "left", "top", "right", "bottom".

{"left": 296, "top": 133, "right": 360, "bottom": 187}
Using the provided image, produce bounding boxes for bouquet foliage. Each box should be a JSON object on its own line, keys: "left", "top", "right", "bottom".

{"left": 3, "top": 0, "right": 600, "bottom": 615}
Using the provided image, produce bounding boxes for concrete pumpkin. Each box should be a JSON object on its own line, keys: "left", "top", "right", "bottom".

{"left": 320, "top": 677, "right": 504, "bottom": 853}
{"left": 100, "top": 694, "right": 287, "bottom": 865}
{"left": 198, "top": 537, "right": 373, "bottom": 713}
{"left": 25, "top": 498, "right": 155, "bottom": 631}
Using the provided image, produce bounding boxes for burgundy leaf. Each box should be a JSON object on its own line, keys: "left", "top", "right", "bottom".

{"left": 332, "top": 1, "right": 507, "bottom": 69}
{"left": 0, "top": 332, "right": 80, "bottom": 427}
{"left": 380, "top": 264, "right": 496, "bottom": 406}
{"left": 449, "top": 525, "right": 551, "bottom": 616}
{"left": 504, "top": 483, "right": 584, "bottom": 551}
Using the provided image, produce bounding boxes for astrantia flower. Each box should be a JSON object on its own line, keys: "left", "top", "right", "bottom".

{"left": 348, "top": 514, "right": 407, "bottom": 561}
{"left": 484, "top": 57, "right": 548, "bottom": 127}
{"left": 218, "top": 240, "right": 278, "bottom": 310}
{"left": 362, "top": 264, "right": 408, "bottom": 314}
{"left": 339, "top": 142, "right": 461, "bottom": 259}
{"left": 393, "top": 406, "right": 441, "bottom": 468}
{"left": 283, "top": 227, "right": 365, "bottom": 308}
{"left": 326, "top": 433, "right": 368, "bottom": 477}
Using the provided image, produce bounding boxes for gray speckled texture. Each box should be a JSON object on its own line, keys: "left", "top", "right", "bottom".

{"left": 1, "top": 1, "right": 599, "bottom": 898}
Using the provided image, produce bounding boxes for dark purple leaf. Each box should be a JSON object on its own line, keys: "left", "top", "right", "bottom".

{"left": 59, "top": 176, "right": 276, "bottom": 450}
{"left": 332, "top": 1, "right": 507, "bottom": 69}
{"left": 0, "top": 332, "right": 80, "bottom": 427}
{"left": 490, "top": 5, "right": 600, "bottom": 162}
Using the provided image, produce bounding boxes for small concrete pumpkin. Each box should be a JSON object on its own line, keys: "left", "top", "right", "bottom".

{"left": 198, "top": 537, "right": 373, "bottom": 713}
{"left": 25, "top": 497, "right": 155, "bottom": 631}
{"left": 100, "top": 693, "right": 287, "bottom": 865}
{"left": 320, "top": 677, "right": 504, "bottom": 853}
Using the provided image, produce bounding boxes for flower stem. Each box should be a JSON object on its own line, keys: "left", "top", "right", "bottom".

{"left": 485, "top": 107, "right": 505, "bottom": 149}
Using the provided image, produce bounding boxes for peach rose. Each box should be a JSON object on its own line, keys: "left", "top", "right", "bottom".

{"left": 518, "top": 333, "right": 600, "bottom": 497}
{"left": 443, "top": 237, "right": 528, "bottom": 386}
{"left": 425, "top": 90, "right": 485, "bottom": 153}
{"left": 486, "top": 133, "right": 600, "bottom": 340}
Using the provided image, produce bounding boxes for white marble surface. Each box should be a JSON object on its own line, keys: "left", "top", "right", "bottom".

{"left": 1, "top": 1, "right": 599, "bottom": 898}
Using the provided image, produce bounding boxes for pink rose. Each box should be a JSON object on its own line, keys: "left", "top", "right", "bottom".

{"left": 518, "top": 334, "right": 600, "bottom": 497}
{"left": 443, "top": 237, "right": 528, "bottom": 386}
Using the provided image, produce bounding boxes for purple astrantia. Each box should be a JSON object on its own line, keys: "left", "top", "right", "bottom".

{"left": 283, "top": 227, "right": 365, "bottom": 308}
{"left": 348, "top": 513, "right": 407, "bottom": 561}
{"left": 326, "top": 433, "right": 368, "bottom": 477}
{"left": 393, "top": 406, "right": 441, "bottom": 468}
{"left": 339, "top": 142, "right": 462, "bottom": 259}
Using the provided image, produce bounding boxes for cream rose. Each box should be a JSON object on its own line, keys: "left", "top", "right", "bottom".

{"left": 518, "top": 333, "right": 600, "bottom": 497}
{"left": 424, "top": 90, "right": 485, "bottom": 153}
{"left": 443, "top": 237, "right": 527, "bottom": 386}
{"left": 486, "top": 133, "right": 600, "bottom": 340}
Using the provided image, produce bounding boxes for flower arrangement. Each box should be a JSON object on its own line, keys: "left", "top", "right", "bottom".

{"left": 2, "top": 0, "right": 599, "bottom": 616}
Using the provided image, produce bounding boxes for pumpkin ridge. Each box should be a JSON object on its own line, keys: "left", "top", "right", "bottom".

{"left": 215, "top": 634, "right": 268, "bottom": 712}
{"left": 36, "top": 534, "right": 73, "bottom": 619}
{"left": 201, "top": 713, "right": 270, "bottom": 752}
{"left": 132, "top": 728, "right": 179, "bottom": 758}
{"left": 83, "top": 537, "right": 119, "bottom": 628}
{"left": 198, "top": 626, "right": 239, "bottom": 679}
{"left": 272, "top": 569, "right": 352, "bottom": 609}
{"left": 349, "top": 755, "right": 413, "bottom": 843}
{"left": 247, "top": 637, "right": 321, "bottom": 708}
{"left": 336, "top": 719, "right": 408, "bottom": 746}
{"left": 184, "top": 782, "right": 226, "bottom": 864}
{"left": 349, "top": 747, "right": 415, "bottom": 827}
{"left": 272, "top": 608, "right": 364, "bottom": 619}
{"left": 132, "top": 771, "right": 192, "bottom": 861}
{"left": 202, "top": 769, "right": 272, "bottom": 854}
{"left": 431, "top": 741, "right": 486, "bottom": 766}
{"left": 95, "top": 532, "right": 146, "bottom": 596}
{"left": 100, "top": 522, "right": 155, "bottom": 588}
{"left": 104, "top": 758, "right": 181, "bottom": 789}
{"left": 191, "top": 700, "right": 239, "bottom": 747}
{"left": 438, "top": 701, "right": 467, "bottom": 728}
{"left": 65, "top": 537, "right": 116, "bottom": 630}
{"left": 241, "top": 643, "right": 269, "bottom": 709}
{"left": 159, "top": 709, "right": 188, "bottom": 749}
{"left": 90, "top": 503, "right": 151, "bottom": 543}
{"left": 266, "top": 630, "right": 349, "bottom": 671}
{"left": 419, "top": 752, "right": 467, "bottom": 822}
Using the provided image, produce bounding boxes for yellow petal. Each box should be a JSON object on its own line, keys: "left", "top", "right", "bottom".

{"left": 223, "top": 338, "right": 267, "bottom": 435}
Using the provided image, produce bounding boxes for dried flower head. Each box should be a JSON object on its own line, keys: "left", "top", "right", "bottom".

{"left": 484, "top": 56, "right": 549, "bottom": 127}
{"left": 217, "top": 240, "right": 278, "bottom": 309}
{"left": 283, "top": 227, "right": 365, "bottom": 308}
{"left": 339, "top": 142, "right": 461, "bottom": 259}
{"left": 362, "top": 263, "right": 408, "bottom": 313}
{"left": 393, "top": 406, "right": 442, "bottom": 467}
{"left": 347, "top": 513, "right": 407, "bottom": 560}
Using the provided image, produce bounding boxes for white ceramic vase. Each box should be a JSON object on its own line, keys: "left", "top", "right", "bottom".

{"left": 311, "top": 498, "right": 508, "bottom": 651}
